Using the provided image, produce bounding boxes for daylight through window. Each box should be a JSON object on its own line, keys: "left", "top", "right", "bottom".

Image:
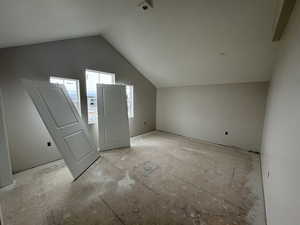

{"left": 50, "top": 76, "right": 81, "bottom": 115}
{"left": 86, "top": 69, "right": 115, "bottom": 123}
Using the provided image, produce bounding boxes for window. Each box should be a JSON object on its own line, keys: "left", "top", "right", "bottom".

{"left": 126, "top": 85, "right": 134, "bottom": 118}
{"left": 50, "top": 76, "right": 81, "bottom": 115}
{"left": 86, "top": 69, "right": 115, "bottom": 124}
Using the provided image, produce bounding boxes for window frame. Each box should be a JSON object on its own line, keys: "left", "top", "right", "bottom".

{"left": 85, "top": 69, "right": 116, "bottom": 124}
{"left": 49, "top": 76, "right": 82, "bottom": 116}
{"left": 85, "top": 69, "right": 116, "bottom": 84}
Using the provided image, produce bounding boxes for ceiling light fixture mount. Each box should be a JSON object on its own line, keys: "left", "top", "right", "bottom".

{"left": 138, "top": 0, "right": 153, "bottom": 11}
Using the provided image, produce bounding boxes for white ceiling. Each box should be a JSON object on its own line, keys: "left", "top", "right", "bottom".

{"left": 0, "top": 0, "right": 279, "bottom": 87}
{"left": 0, "top": 0, "right": 134, "bottom": 47}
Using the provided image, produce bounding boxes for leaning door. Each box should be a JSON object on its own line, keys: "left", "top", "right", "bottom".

{"left": 22, "top": 79, "right": 99, "bottom": 179}
{"left": 97, "top": 84, "right": 130, "bottom": 151}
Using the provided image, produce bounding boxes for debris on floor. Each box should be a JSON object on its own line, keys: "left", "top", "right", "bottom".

{"left": 141, "top": 161, "right": 160, "bottom": 177}
{"left": 117, "top": 171, "right": 136, "bottom": 191}
{"left": 0, "top": 131, "right": 265, "bottom": 225}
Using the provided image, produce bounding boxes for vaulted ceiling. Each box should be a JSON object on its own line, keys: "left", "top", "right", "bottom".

{"left": 0, "top": 0, "right": 279, "bottom": 87}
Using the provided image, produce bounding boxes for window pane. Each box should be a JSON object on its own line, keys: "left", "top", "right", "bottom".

{"left": 64, "top": 80, "right": 77, "bottom": 100}
{"left": 86, "top": 70, "right": 115, "bottom": 123}
{"left": 100, "top": 73, "right": 114, "bottom": 84}
{"left": 86, "top": 71, "right": 99, "bottom": 98}
{"left": 64, "top": 79, "right": 80, "bottom": 113}
{"left": 50, "top": 77, "right": 64, "bottom": 84}
{"left": 86, "top": 71, "right": 99, "bottom": 123}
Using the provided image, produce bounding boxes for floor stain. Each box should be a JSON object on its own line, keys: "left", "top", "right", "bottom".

{"left": 117, "top": 171, "right": 135, "bottom": 191}
{"left": 0, "top": 131, "right": 265, "bottom": 225}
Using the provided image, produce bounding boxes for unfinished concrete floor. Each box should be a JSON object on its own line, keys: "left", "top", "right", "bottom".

{"left": 0, "top": 131, "right": 265, "bottom": 225}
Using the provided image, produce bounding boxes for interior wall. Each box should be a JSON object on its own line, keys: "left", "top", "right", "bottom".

{"left": 157, "top": 82, "right": 268, "bottom": 151}
{"left": 0, "top": 90, "right": 13, "bottom": 188}
{"left": 261, "top": 1, "right": 300, "bottom": 225}
{"left": 0, "top": 36, "right": 156, "bottom": 173}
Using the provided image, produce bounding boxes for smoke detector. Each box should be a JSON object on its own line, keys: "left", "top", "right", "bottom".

{"left": 138, "top": 0, "right": 153, "bottom": 11}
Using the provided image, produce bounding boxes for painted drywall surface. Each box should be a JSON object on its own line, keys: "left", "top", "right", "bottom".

{"left": 261, "top": 1, "right": 300, "bottom": 225}
{"left": 104, "top": 0, "right": 278, "bottom": 87}
{"left": 0, "top": 36, "right": 156, "bottom": 173}
{"left": 0, "top": 0, "right": 278, "bottom": 87}
{"left": 157, "top": 82, "right": 268, "bottom": 151}
{"left": 0, "top": 90, "right": 13, "bottom": 188}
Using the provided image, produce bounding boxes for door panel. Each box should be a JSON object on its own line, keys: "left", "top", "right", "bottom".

{"left": 39, "top": 87, "right": 78, "bottom": 127}
{"left": 97, "top": 84, "right": 130, "bottom": 151}
{"left": 64, "top": 131, "right": 93, "bottom": 160}
{"left": 22, "top": 79, "right": 99, "bottom": 179}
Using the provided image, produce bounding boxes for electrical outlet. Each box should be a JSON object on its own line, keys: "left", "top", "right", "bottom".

{"left": 224, "top": 131, "right": 229, "bottom": 135}
{"left": 267, "top": 171, "right": 270, "bottom": 178}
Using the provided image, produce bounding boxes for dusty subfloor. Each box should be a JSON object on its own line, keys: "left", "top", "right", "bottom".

{"left": 0, "top": 131, "right": 265, "bottom": 225}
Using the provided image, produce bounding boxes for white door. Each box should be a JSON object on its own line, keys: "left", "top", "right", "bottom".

{"left": 97, "top": 84, "right": 130, "bottom": 151}
{"left": 0, "top": 89, "right": 13, "bottom": 188}
{"left": 22, "top": 79, "right": 99, "bottom": 180}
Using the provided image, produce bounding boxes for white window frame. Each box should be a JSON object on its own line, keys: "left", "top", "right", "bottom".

{"left": 85, "top": 69, "right": 116, "bottom": 124}
{"left": 49, "top": 76, "right": 81, "bottom": 116}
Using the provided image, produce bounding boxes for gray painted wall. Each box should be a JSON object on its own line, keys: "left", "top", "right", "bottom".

{"left": 261, "top": 1, "right": 300, "bottom": 225}
{"left": 157, "top": 82, "right": 268, "bottom": 151}
{"left": 0, "top": 36, "right": 156, "bottom": 173}
{"left": 0, "top": 90, "right": 13, "bottom": 188}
